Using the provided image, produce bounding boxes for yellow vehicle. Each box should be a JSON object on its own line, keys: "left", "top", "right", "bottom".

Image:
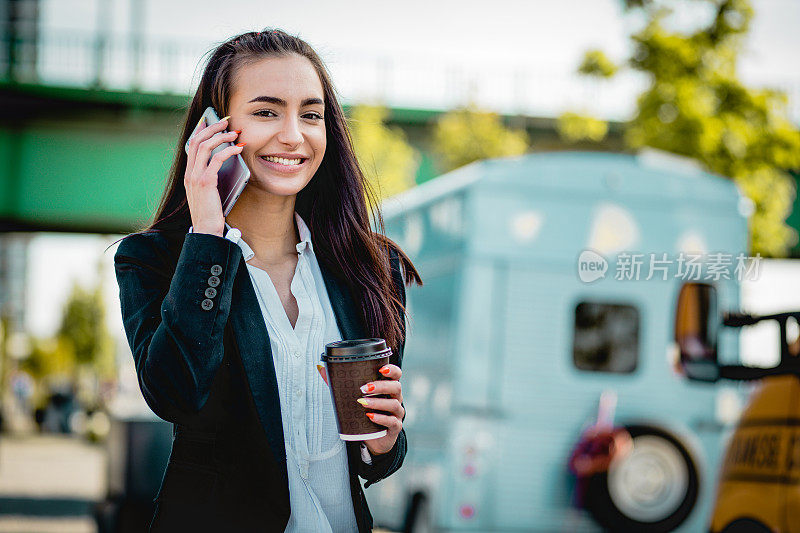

{"left": 675, "top": 283, "right": 800, "bottom": 533}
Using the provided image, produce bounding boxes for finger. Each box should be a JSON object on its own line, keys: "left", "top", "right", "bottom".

{"left": 187, "top": 116, "right": 225, "bottom": 174}
{"left": 204, "top": 143, "right": 245, "bottom": 179}
{"left": 190, "top": 115, "right": 208, "bottom": 138}
{"left": 356, "top": 397, "right": 404, "bottom": 418}
{"left": 378, "top": 364, "right": 402, "bottom": 380}
{"left": 194, "top": 131, "right": 239, "bottom": 178}
{"left": 317, "top": 364, "right": 329, "bottom": 386}
{"left": 190, "top": 130, "right": 241, "bottom": 181}
{"left": 365, "top": 412, "right": 402, "bottom": 433}
{"left": 365, "top": 438, "right": 393, "bottom": 456}
{"left": 188, "top": 117, "right": 231, "bottom": 177}
{"left": 185, "top": 116, "right": 206, "bottom": 173}
{"left": 361, "top": 379, "right": 401, "bottom": 399}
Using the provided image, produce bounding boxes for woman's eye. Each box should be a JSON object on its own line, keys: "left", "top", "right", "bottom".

{"left": 303, "top": 112, "right": 324, "bottom": 120}
{"left": 253, "top": 110, "right": 277, "bottom": 117}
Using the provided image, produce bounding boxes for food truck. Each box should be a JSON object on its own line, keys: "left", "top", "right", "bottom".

{"left": 370, "top": 151, "right": 750, "bottom": 532}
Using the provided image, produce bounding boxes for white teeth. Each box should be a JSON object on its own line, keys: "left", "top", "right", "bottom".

{"left": 263, "top": 156, "right": 303, "bottom": 165}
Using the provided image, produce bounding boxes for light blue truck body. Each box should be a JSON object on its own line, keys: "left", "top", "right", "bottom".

{"left": 367, "top": 151, "right": 748, "bottom": 532}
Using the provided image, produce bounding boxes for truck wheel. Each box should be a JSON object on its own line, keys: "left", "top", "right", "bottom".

{"left": 585, "top": 425, "right": 699, "bottom": 533}
{"left": 403, "top": 492, "right": 433, "bottom": 533}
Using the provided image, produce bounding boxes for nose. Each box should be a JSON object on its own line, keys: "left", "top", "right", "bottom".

{"left": 277, "top": 115, "right": 303, "bottom": 148}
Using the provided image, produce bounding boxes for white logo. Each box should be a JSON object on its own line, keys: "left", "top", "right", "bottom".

{"left": 578, "top": 250, "right": 608, "bottom": 283}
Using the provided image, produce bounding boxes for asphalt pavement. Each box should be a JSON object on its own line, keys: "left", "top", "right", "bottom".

{"left": 0, "top": 434, "right": 105, "bottom": 533}
{"left": 0, "top": 434, "right": 397, "bottom": 533}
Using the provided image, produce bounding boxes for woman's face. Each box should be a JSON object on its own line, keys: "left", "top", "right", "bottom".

{"left": 227, "top": 54, "right": 326, "bottom": 198}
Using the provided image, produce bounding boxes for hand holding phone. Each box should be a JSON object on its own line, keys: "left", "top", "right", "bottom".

{"left": 184, "top": 107, "right": 251, "bottom": 235}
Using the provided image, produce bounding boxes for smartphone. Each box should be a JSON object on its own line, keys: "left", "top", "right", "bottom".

{"left": 185, "top": 106, "right": 250, "bottom": 216}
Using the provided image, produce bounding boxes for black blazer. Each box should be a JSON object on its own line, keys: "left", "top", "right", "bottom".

{"left": 114, "top": 230, "right": 407, "bottom": 532}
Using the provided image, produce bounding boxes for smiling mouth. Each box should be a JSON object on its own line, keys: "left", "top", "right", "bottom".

{"left": 260, "top": 155, "right": 307, "bottom": 166}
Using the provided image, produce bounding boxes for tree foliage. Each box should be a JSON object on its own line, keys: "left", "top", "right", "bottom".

{"left": 562, "top": 0, "right": 800, "bottom": 256}
{"left": 22, "top": 336, "right": 76, "bottom": 381}
{"left": 19, "top": 276, "right": 116, "bottom": 414}
{"left": 56, "top": 281, "right": 115, "bottom": 380}
{"left": 349, "top": 105, "right": 419, "bottom": 201}
{"left": 579, "top": 50, "right": 619, "bottom": 78}
{"left": 558, "top": 112, "right": 610, "bottom": 143}
{"left": 432, "top": 107, "right": 530, "bottom": 172}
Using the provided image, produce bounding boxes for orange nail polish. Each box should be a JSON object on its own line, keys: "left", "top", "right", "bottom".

{"left": 232, "top": 130, "right": 242, "bottom": 134}
{"left": 379, "top": 366, "right": 390, "bottom": 375}
{"left": 366, "top": 383, "right": 375, "bottom": 392}
{"left": 236, "top": 142, "right": 246, "bottom": 147}
{"left": 316, "top": 364, "right": 328, "bottom": 385}
{"left": 366, "top": 413, "right": 375, "bottom": 420}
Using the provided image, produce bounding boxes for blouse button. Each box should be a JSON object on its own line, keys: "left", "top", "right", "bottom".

{"left": 208, "top": 276, "right": 220, "bottom": 287}
{"left": 201, "top": 299, "right": 214, "bottom": 311}
{"left": 210, "top": 264, "right": 223, "bottom": 276}
{"left": 205, "top": 287, "right": 217, "bottom": 299}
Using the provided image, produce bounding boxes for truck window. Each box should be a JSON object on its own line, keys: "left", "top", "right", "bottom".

{"left": 573, "top": 302, "right": 639, "bottom": 373}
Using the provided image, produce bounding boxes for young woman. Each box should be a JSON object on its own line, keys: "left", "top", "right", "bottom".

{"left": 114, "top": 29, "right": 421, "bottom": 532}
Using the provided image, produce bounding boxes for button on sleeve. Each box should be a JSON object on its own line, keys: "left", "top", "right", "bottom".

{"left": 115, "top": 231, "right": 242, "bottom": 419}
{"left": 201, "top": 299, "right": 214, "bottom": 311}
{"left": 205, "top": 287, "right": 217, "bottom": 299}
{"left": 208, "top": 276, "right": 220, "bottom": 287}
{"left": 210, "top": 264, "right": 222, "bottom": 276}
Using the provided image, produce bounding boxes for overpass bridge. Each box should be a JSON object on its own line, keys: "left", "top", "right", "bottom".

{"left": 0, "top": 80, "right": 613, "bottom": 235}
{"left": 0, "top": 3, "right": 797, "bottom": 239}
{"left": 0, "top": 7, "right": 638, "bottom": 235}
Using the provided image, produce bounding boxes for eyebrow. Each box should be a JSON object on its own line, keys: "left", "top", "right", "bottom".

{"left": 247, "top": 95, "right": 324, "bottom": 106}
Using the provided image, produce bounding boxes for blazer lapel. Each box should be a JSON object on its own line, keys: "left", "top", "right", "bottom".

{"left": 228, "top": 260, "right": 287, "bottom": 474}
{"left": 318, "top": 261, "right": 373, "bottom": 493}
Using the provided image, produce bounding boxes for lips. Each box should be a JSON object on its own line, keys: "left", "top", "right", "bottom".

{"left": 260, "top": 155, "right": 306, "bottom": 166}
{"left": 257, "top": 155, "right": 309, "bottom": 173}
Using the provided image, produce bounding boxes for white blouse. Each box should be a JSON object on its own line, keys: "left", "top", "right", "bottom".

{"left": 226, "top": 214, "right": 363, "bottom": 533}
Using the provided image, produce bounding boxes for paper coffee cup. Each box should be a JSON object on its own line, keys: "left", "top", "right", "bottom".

{"left": 322, "top": 338, "right": 392, "bottom": 441}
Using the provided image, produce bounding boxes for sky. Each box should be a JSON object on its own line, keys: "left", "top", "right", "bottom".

{"left": 37, "top": 0, "right": 800, "bottom": 119}
{"left": 40, "top": 0, "right": 799, "bottom": 72}
{"left": 24, "top": 0, "right": 800, "bottom": 347}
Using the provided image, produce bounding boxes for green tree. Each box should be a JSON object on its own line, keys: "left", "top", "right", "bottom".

{"left": 560, "top": 0, "right": 800, "bottom": 256}
{"left": 578, "top": 49, "right": 618, "bottom": 78}
{"left": 558, "top": 112, "right": 610, "bottom": 143}
{"left": 57, "top": 281, "right": 115, "bottom": 381}
{"left": 349, "top": 105, "right": 419, "bottom": 201}
{"left": 21, "top": 336, "right": 76, "bottom": 381}
{"left": 432, "top": 107, "right": 530, "bottom": 172}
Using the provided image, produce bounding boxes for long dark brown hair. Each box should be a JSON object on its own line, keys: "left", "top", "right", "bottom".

{"left": 146, "top": 28, "right": 421, "bottom": 353}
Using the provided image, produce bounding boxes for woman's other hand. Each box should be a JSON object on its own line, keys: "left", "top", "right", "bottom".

{"left": 184, "top": 116, "right": 244, "bottom": 237}
{"left": 358, "top": 364, "right": 404, "bottom": 456}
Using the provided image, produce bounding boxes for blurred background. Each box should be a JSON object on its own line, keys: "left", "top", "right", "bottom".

{"left": 0, "top": 0, "right": 799, "bottom": 531}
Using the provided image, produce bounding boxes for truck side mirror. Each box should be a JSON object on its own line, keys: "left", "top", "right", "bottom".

{"left": 675, "top": 283, "right": 720, "bottom": 382}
